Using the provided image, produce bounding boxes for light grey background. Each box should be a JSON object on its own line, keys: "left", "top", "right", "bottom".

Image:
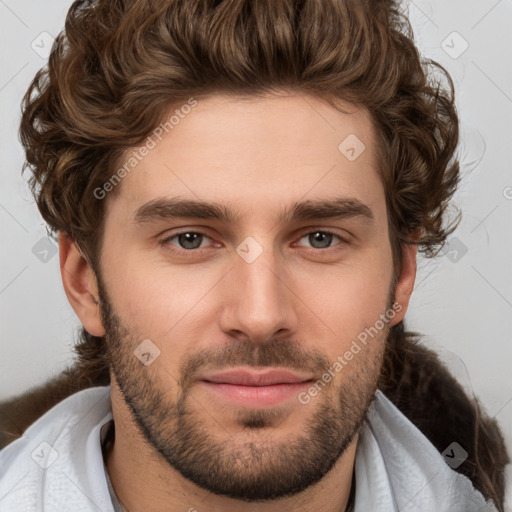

{"left": 1, "top": 0, "right": 511, "bottom": 507}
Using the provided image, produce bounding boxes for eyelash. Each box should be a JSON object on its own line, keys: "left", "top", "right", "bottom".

{"left": 159, "top": 229, "right": 349, "bottom": 256}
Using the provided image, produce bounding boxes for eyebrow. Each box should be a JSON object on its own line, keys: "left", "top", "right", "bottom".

{"left": 134, "top": 196, "right": 375, "bottom": 226}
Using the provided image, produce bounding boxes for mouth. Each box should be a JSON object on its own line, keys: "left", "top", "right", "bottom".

{"left": 198, "top": 368, "right": 314, "bottom": 407}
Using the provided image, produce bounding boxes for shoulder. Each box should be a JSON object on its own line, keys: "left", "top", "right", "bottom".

{"left": 378, "top": 325, "right": 510, "bottom": 510}
{"left": 0, "top": 386, "right": 113, "bottom": 511}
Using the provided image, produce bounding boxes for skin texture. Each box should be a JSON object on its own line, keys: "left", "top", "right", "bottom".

{"left": 60, "top": 92, "right": 417, "bottom": 512}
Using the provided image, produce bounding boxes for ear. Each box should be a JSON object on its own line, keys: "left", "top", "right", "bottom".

{"left": 389, "top": 241, "right": 418, "bottom": 326}
{"left": 59, "top": 232, "right": 105, "bottom": 337}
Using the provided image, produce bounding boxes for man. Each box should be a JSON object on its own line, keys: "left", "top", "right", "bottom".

{"left": 0, "top": 0, "right": 509, "bottom": 511}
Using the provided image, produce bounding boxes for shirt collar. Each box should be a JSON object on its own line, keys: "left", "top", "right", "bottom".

{"left": 353, "top": 389, "right": 497, "bottom": 511}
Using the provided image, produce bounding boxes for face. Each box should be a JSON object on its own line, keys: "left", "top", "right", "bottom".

{"left": 93, "top": 92, "right": 410, "bottom": 501}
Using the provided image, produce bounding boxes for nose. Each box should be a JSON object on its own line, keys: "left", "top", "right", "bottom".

{"left": 218, "top": 243, "right": 299, "bottom": 344}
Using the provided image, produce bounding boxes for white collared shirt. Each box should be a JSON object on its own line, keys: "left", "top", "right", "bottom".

{"left": 0, "top": 386, "right": 504, "bottom": 511}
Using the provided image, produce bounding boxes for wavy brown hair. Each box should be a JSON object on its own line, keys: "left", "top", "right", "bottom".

{"left": 21, "top": 0, "right": 460, "bottom": 270}
{"left": 18, "top": 0, "right": 509, "bottom": 509}
{"left": 20, "top": 0, "right": 462, "bottom": 386}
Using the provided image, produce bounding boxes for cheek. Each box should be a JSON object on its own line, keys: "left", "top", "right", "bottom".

{"left": 104, "top": 251, "right": 225, "bottom": 343}
{"left": 301, "top": 246, "right": 393, "bottom": 314}
{"left": 306, "top": 277, "right": 391, "bottom": 350}
{"left": 298, "top": 256, "right": 394, "bottom": 366}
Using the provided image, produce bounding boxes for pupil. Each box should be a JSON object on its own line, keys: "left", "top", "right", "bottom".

{"left": 180, "top": 233, "right": 201, "bottom": 249}
{"left": 311, "top": 232, "right": 331, "bottom": 248}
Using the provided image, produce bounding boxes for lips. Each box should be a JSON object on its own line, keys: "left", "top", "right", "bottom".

{"left": 200, "top": 368, "right": 313, "bottom": 386}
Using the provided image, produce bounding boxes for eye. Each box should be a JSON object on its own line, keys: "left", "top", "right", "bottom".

{"left": 159, "top": 229, "right": 348, "bottom": 255}
{"left": 161, "top": 231, "right": 214, "bottom": 251}
{"left": 295, "top": 230, "right": 346, "bottom": 250}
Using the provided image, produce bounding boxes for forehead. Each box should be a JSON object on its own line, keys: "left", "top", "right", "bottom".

{"left": 106, "top": 93, "right": 383, "bottom": 222}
